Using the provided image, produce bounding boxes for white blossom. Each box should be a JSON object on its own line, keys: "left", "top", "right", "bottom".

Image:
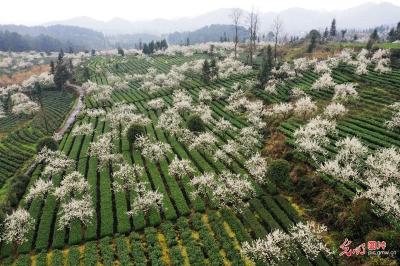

{"left": 36, "top": 148, "right": 75, "bottom": 177}
{"left": 25, "top": 179, "right": 53, "bottom": 203}
{"left": 71, "top": 122, "right": 94, "bottom": 136}
{"left": 245, "top": 153, "right": 269, "bottom": 184}
{"left": 311, "top": 73, "right": 336, "bottom": 91}
{"left": 264, "top": 103, "right": 293, "bottom": 120}
{"left": 58, "top": 198, "right": 94, "bottom": 230}
{"left": 2, "top": 209, "right": 34, "bottom": 245}
{"left": 191, "top": 171, "right": 255, "bottom": 213}
{"left": 294, "top": 117, "right": 336, "bottom": 160}
{"left": 319, "top": 137, "right": 367, "bottom": 181}
{"left": 128, "top": 182, "right": 163, "bottom": 216}
{"left": 189, "top": 132, "right": 217, "bottom": 153}
{"left": 333, "top": 83, "right": 358, "bottom": 103}
{"left": 135, "top": 135, "right": 172, "bottom": 162}
{"left": 168, "top": 156, "right": 195, "bottom": 179}
{"left": 289, "top": 221, "right": 332, "bottom": 260}
{"left": 294, "top": 96, "right": 318, "bottom": 119}
{"left": 112, "top": 163, "right": 144, "bottom": 192}
{"left": 385, "top": 102, "right": 400, "bottom": 130}
{"left": 147, "top": 98, "right": 165, "bottom": 110}
{"left": 323, "top": 102, "right": 347, "bottom": 119}
{"left": 53, "top": 171, "right": 90, "bottom": 201}
{"left": 242, "top": 229, "right": 292, "bottom": 265}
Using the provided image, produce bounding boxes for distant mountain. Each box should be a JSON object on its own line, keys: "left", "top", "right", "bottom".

{"left": 168, "top": 24, "right": 248, "bottom": 45}
{"left": 44, "top": 2, "right": 400, "bottom": 35}
{"left": 0, "top": 24, "right": 108, "bottom": 50}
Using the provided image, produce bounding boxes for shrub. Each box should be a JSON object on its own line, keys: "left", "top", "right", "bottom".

{"left": 127, "top": 124, "right": 146, "bottom": 145}
{"left": 187, "top": 115, "right": 205, "bottom": 133}
{"left": 36, "top": 137, "right": 58, "bottom": 153}
{"left": 268, "top": 159, "right": 291, "bottom": 183}
{"left": 337, "top": 198, "right": 377, "bottom": 240}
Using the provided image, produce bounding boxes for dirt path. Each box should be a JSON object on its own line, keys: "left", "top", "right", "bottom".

{"left": 23, "top": 82, "right": 83, "bottom": 176}
{"left": 57, "top": 82, "right": 84, "bottom": 136}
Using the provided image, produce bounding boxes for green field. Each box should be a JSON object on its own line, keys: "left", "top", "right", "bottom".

{"left": 2, "top": 48, "right": 400, "bottom": 265}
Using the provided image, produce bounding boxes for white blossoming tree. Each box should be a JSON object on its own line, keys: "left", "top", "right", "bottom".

{"left": 294, "top": 96, "right": 318, "bottom": 120}
{"left": 25, "top": 179, "right": 53, "bottom": 203}
{"left": 128, "top": 182, "right": 164, "bottom": 216}
{"left": 242, "top": 221, "right": 332, "bottom": 264}
{"left": 191, "top": 171, "right": 255, "bottom": 213}
{"left": 36, "top": 147, "right": 75, "bottom": 177}
{"left": 319, "top": 137, "right": 367, "bottom": 181}
{"left": 385, "top": 102, "right": 400, "bottom": 130}
{"left": 135, "top": 135, "right": 172, "bottom": 163}
{"left": 11, "top": 92, "right": 40, "bottom": 116}
{"left": 53, "top": 171, "right": 90, "bottom": 201}
{"left": 311, "top": 73, "right": 336, "bottom": 91}
{"left": 1, "top": 208, "right": 34, "bottom": 254}
{"left": 71, "top": 122, "right": 94, "bottom": 136}
{"left": 333, "top": 83, "right": 358, "bottom": 103}
{"left": 89, "top": 133, "right": 122, "bottom": 168}
{"left": 57, "top": 198, "right": 95, "bottom": 236}
{"left": 147, "top": 98, "right": 165, "bottom": 111}
{"left": 323, "top": 102, "right": 347, "bottom": 120}
{"left": 168, "top": 156, "right": 195, "bottom": 180}
{"left": 112, "top": 163, "right": 144, "bottom": 192}
{"left": 245, "top": 153, "right": 269, "bottom": 184}
{"left": 294, "top": 117, "right": 336, "bottom": 161}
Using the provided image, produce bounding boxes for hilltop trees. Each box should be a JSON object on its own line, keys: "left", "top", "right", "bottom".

{"left": 388, "top": 22, "right": 400, "bottom": 42}
{"left": 142, "top": 39, "right": 168, "bottom": 55}
{"left": 330, "top": 19, "right": 337, "bottom": 38}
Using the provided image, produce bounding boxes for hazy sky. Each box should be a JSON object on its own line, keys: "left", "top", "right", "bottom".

{"left": 1, "top": 0, "right": 399, "bottom": 25}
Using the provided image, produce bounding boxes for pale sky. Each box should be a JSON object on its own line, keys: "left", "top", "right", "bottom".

{"left": 1, "top": 0, "right": 399, "bottom": 25}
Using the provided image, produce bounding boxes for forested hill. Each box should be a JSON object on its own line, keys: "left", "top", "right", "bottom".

{"left": 0, "top": 25, "right": 108, "bottom": 52}
{"left": 167, "top": 24, "right": 248, "bottom": 45}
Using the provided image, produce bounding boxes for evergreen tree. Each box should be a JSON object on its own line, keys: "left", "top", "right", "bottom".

{"left": 367, "top": 29, "right": 379, "bottom": 50}
{"left": 259, "top": 45, "right": 273, "bottom": 86}
{"left": 307, "top": 30, "right": 320, "bottom": 53}
{"left": 117, "top": 47, "right": 124, "bottom": 56}
{"left": 210, "top": 58, "right": 218, "bottom": 80}
{"left": 149, "top": 41, "right": 155, "bottom": 53}
{"left": 323, "top": 27, "right": 329, "bottom": 40}
{"left": 161, "top": 39, "right": 168, "bottom": 50}
{"left": 202, "top": 60, "right": 211, "bottom": 84}
{"left": 388, "top": 28, "right": 397, "bottom": 42}
{"left": 50, "top": 60, "right": 55, "bottom": 74}
{"left": 370, "top": 29, "right": 379, "bottom": 42}
{"left": 54, "top": 61, "right": 70, "bottom": 90}
{"left": 330, "top": 19, "right": 337, "bottom": 37}
{"left": 143, "top": 43, "right": 149, "bottom": 54}
{"left": 58, "top": 48, "right": 64, "bottom": 62}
